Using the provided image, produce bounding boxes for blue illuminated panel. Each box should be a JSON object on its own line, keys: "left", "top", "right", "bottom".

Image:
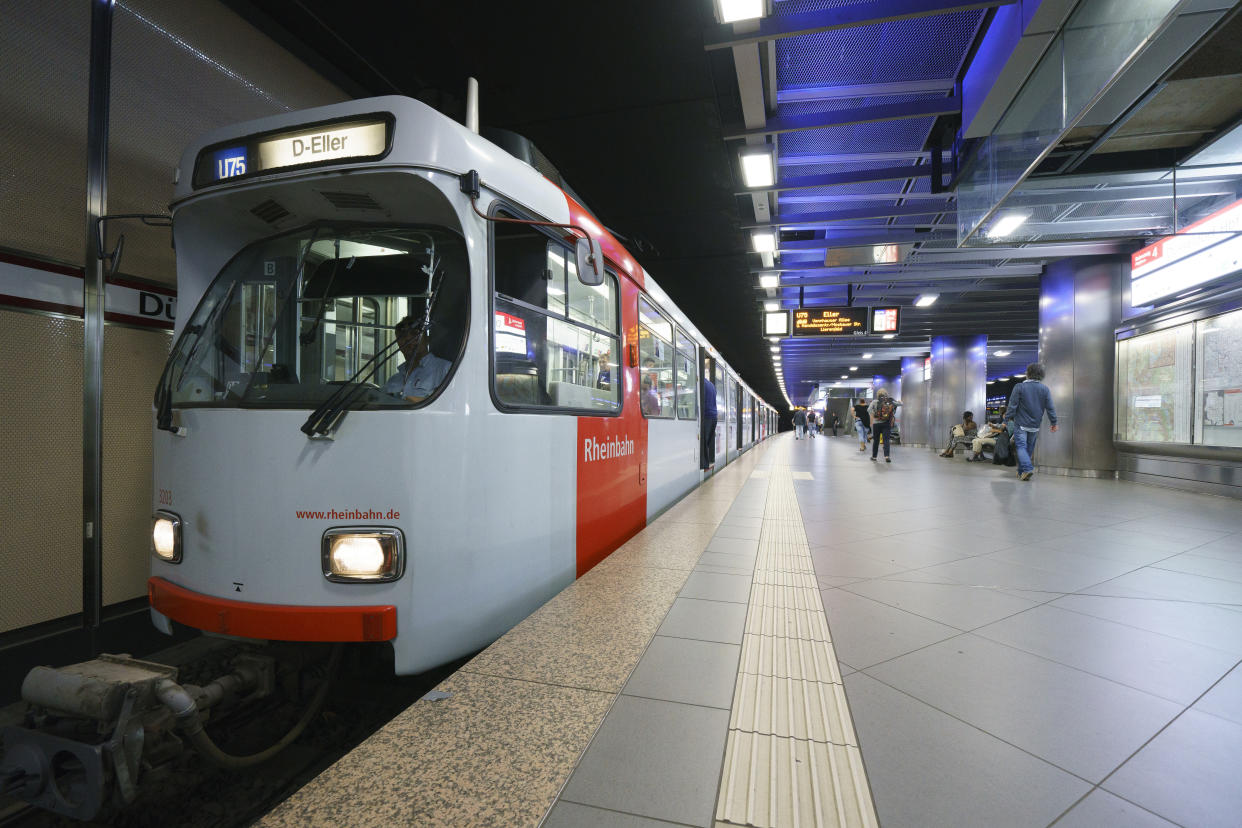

{"left": 207, "top": 146, "right": 248, "bottom": 182}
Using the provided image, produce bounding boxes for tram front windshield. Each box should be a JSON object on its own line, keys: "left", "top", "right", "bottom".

{"left": 158, "top": 225, "right": 466, "bottom": 411}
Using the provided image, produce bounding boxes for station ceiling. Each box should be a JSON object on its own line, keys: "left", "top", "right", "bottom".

{"left": 231, "top": 0, "right": 1242, "bottom": 410}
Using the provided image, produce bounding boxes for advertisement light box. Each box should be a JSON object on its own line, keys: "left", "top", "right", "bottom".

{"left": 792, "top": 307, "right": 868, "bottom": 336}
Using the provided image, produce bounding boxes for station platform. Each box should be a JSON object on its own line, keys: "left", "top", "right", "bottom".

{"left": 258, "top": 433, "right": 1242, "bottom": 827}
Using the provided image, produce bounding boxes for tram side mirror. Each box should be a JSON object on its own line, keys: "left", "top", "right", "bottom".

{"left": 576, "top": 236, "right": 605, "bottom": 287}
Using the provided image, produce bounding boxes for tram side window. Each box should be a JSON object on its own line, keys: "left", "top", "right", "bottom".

{"left": 675, "top": 328, "right": 697, "bottom": 420}
{"left": 638, "top": 297, "right": 675, "bottom": 418}
{"left": 492, "top": 218, "right": 620, "bottom": 412}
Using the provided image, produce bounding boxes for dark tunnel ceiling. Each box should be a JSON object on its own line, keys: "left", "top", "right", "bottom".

{"left": 229, "top": 0, "right": 783, "bottom": 406}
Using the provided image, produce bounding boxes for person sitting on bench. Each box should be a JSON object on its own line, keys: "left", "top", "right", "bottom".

{"left": 939, "top": 411, "right": 978, "bottom": 457}
{"left": 967, "top": 420, "right": 1006, "bottom": 462}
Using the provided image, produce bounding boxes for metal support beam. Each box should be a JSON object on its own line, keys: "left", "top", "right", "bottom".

{"left": 83, "top": 0, "right": 113, "bottom": 653}
{"left": 744, "top": 200, "right": 955, "bottom": 228}
{"left": 781, "top": 150, "right": 952, "bottom": 166}
{"left": 778, "top": 231, "right": 958, "bottom": 250}
{"left": 777, "top": 78, "right": 955, "bottom": 103}
{"left": 737, "top": 163, "right": 930, "bottom": 195}
{"left": 704, "top": 0, "right": 1017, "bottom": 50}
{"left": 724, "top": 95, "right": 959, "bottom": 140}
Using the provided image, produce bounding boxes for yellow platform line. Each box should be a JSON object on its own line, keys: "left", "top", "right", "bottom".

{"left": 715, "top": 444, "right": 879, "bottom": 828}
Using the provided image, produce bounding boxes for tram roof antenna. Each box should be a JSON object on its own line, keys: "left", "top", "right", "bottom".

{"left": 466, "top": 77, "right": 479, "bottom": 134}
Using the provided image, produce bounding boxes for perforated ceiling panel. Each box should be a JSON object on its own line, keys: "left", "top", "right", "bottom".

{"left": 776, "top": 9, "right": 985, "bottom": 90}
{"left": 0, "top": 2, "right": 89, "bottom": 269}
{"left": 107, "top": 0, "right": 349, "bottom": 285}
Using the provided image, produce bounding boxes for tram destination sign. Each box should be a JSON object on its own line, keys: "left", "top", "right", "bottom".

{"left": 791, "top": 306, "right": 869, "bottom": 337}
{"left": 194, "top": 115, "right": 392, "bottom": 188}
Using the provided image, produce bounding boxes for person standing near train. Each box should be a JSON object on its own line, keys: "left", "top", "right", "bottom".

{"left": 701, "top": 376, "right": 717, "bottom": 470}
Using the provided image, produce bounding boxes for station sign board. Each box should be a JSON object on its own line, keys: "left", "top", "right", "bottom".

{"left": 791, "top": 307, "right": 868, "bottom": 336}
{"left": 1130, "top": 197, "right": 1242, "bottom": 306}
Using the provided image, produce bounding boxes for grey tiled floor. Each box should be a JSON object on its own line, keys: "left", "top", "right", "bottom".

{"left": 795, "top": 435, "right": 1242, "bottom": 827}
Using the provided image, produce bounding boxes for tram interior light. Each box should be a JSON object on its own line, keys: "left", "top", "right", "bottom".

{"left": 740, "top": 147, "right": 776, "bottom": 188}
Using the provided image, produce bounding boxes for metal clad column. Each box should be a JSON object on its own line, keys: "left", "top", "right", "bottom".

{"left": 900, "top": 356, "right": 928, "bottom": 446}
{"left": 82, "top": 0, "right": 113, "bottom": 650}
{"left": 1038, "top": 256, "right": 1124, "bottom": 473}
{"left": 930, "top": 335, "right": 987, "bottom": 448}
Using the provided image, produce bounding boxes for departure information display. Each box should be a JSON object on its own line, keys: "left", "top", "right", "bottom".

{"left": 872, "top": 306, "right": 900, "bottom": 334}
{"left": 792, "top": 307, "right": 869, "bottom": 336}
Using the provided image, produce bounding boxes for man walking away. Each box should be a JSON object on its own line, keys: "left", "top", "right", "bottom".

{"left": 807, "top": 410, "right": 817, "bottom": 438}
{"left": 868, "top": 389, "right": 902, "bottom": 463}
{"left": 1004, "top": 362, "right": 1058, "bottom": 481}
{"left": 852, "top": 398, "right": 871, "bottom": 452}
{"left": 793, "top": 407, "right": 807, "bottom": 439}
{"left": 831, "top": 412, "right": 841, "bottom": 436}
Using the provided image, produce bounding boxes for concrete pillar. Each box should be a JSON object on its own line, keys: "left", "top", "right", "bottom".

{"left": 1037, "top": 255, "right": 1125, "bottom": 473}
{"left": 930, "top": 335, "right": 987, "bottom": 448}
{"left": 900, "top": 356, "right": 929, "bottom": 446}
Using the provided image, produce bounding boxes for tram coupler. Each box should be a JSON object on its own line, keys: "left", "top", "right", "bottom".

{"left": 0, "top": 650, "right": 276, "bottom": 820}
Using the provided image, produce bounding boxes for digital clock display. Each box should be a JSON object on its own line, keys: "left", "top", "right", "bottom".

{"left": 207, "top": 146, "right": 248, "bottom": 182}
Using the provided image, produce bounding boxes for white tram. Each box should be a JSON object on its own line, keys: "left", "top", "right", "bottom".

{"left": 148, "top": 96, "right": 776, "bottom": 674}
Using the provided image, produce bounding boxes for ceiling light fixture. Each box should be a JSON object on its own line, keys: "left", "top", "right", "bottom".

{"left": 989, "top": 212, "right": 1030, "bottom": 238}
{"left": 751, "top": 231, "right": 777, "bottom": 254}
{"left": 993, "top": 350, "right": 1012, "bottom": 357}
{"left": 862, "top": 353, "right": 873, "bottom": 359}
{"left": 758, "top": 272, "right": 780, "bottom": 289}
{"left": 840, "top": 375, "right": 848, "bottom": 379}
{"left": 714, "top": 0, "right": 764, "bottom": 24}
{"left": 764, "top": 300, "right": 778, "bottom": 312}
{"left": 849, "top": 366, "right": 858, "bottom": 371}
{"left": 740, "top": 147, "right": 776, "bottom": 189}
{"left": 882, "top": 334, "right": 895, "bottom": 340}
{"left": 914, "top": 294, "right": 938, "bottom": 307}
{"left": 770, "top": 346, "right": 779, "bottom": 353}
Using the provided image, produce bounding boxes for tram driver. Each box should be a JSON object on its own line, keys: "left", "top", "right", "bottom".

{"left": 383, "top": 314, "right": 453, "bottom": 403}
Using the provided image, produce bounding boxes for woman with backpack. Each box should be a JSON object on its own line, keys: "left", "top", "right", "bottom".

{"left": 867, "top": 389, "right": 902, "bottom": 463}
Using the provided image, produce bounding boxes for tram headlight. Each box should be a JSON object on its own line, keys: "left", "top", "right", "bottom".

{"left": 152, "top": 512, "right": 182, "bottom": 563}
{"left": 322, "top": 528, "right": 405, "bottom": 583}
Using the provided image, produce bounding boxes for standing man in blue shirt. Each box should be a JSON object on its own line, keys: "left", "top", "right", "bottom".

{"left": 701, "top": 376, "right": 717, "bottom": 470}
{"left": 1004, "top": 362, "right": 1058, "bottom": 481}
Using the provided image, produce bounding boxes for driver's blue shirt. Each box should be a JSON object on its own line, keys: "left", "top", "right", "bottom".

{"left": 383, "top": 353, "right": 452, "bottom": 399}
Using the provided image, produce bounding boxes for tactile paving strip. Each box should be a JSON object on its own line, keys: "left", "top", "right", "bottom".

{"left": 716, "top": 447, "right": 879, "bottom": 828}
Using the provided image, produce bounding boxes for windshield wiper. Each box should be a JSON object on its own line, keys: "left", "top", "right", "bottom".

{"left": 300, "top": 335, "right": 405, "bottom": 437}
